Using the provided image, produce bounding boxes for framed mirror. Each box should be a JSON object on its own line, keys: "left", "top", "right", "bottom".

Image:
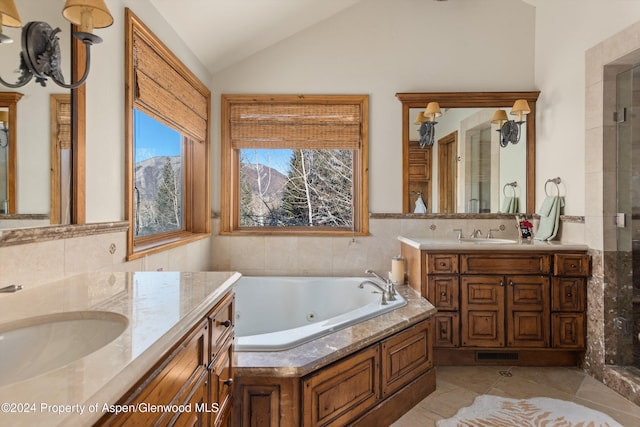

{"left": 397, "top": 91, "right": 539, "bottom": 215}
{"left": 0, "top": 0, "right": 85, "bottom": 230}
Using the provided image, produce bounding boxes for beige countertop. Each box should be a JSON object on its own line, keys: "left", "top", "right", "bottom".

{"left": 234, "top": 284, "right": 437, "bottom": 378}
{"left": 398, "top": 236, "right": 589, "bottom": 251}
{"left": 0, "top": 271, "right": 240, "bottom": 427}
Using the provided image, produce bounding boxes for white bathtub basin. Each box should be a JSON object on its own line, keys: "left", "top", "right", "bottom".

{"left": 0, "top": 311, "right": 128, "bottom": 386}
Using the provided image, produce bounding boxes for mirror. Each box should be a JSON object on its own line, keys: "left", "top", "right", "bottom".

{"left": 0, "top": 0, "right": 84, "bottom": 229}
{"left": 397, "top": 92, "right": 539, "bottom": 215}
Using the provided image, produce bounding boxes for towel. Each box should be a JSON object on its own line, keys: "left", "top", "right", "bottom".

{"left": 534, "top": 196, "right": 565, "bottom": 241}
{"left": 501, "top": 196, "right": 519, "bottom": 213}
{"left": 414, "top": 195, "right": 427, "bottom": 213}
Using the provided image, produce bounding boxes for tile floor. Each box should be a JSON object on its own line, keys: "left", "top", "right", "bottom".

{"left": 391, "top": 366, "right": 640, "bottom": 427}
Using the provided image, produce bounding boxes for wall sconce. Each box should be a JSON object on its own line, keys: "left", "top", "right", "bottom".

{"left": 494, "top": 99, "right": 530, "bottom": 147}
{"left": 0, "top": 0, "right": 113, "bottom": 89}
{"left": 0, "top": 110, "right": 7, "bottom": 148}
{"left": 415, "top": 101, "right": 441, "bottom": 148}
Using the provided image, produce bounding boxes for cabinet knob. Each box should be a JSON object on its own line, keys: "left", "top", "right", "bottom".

{"left": 571, "top": 264, "right": 578, "bottom": 268}
{"left": 566, "top": 292, "right": 573, "bottom": 298}
{"left": 223, "top": 378, "right": 233, "bottom": 386}
{"left": 219, "top": 319, "right": 232, "bottom": 328}
{"left": 499, "top": 280, "right": 505, "bottom": 287}
{"left": 440, "top": 291, "right": 447, "bottom": 296}
{"left": 440, "top": 262, "right": 446, "bottom": 267}
{"left": 509, "top": 281, "right": 515, "bottom": 287}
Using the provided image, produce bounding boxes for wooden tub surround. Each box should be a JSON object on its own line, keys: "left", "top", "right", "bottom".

{"left": 400, "top": 237, "right": 590, "bottom": 367}
{"left": 233, "top": 285, "right": 437, "bottom": 427}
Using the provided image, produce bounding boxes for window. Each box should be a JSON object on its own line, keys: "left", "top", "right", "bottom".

{"left": 221, "top": 94, "right": 369, "bottom": 235}
{"left": 125, "top": 9, "right": 211, "bottom": 259}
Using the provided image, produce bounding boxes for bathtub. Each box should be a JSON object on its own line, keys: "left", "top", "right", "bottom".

{"left": 234, "top": 276, "right": 407, "bottom": 351}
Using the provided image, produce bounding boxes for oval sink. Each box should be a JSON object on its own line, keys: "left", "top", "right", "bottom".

{"left": 0, "top": 311, "right": 128, "bottom": 386}
{"left": 459, "top": 238, "right": 518, "bottom": 244}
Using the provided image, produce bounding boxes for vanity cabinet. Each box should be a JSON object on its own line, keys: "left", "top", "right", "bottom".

{"left": 97, "top": 291, "right": 234, "bottom": 427}
{"left": 402, "top": 244, "right": 589, "bottom": 366}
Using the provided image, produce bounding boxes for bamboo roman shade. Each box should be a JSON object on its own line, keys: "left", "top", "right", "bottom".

{"left": 56, "top": 98, "right": 71, "bottom": 150}
{"left": 133, "top": 31, "right": 208, "bottom": 141}
{"left": 229, "top": 101, "right": 362, "bottom": 150}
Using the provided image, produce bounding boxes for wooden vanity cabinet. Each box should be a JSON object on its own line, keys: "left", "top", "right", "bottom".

{"left": 402, "top": 244, "right": 589, "bottom": 366}
{"left": 97, "top": 291, "right": 234, "bottom": 427}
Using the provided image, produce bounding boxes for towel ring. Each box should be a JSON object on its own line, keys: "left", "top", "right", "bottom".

{"left": 545, "top": 177, "right": 562, "bottom": 196}
{"left": 502, "top": 181, "right": 517, "bottom": 197}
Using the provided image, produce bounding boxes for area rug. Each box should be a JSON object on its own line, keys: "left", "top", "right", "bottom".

{"left": 436, "top": 395, "right": 623, "bottom": 427}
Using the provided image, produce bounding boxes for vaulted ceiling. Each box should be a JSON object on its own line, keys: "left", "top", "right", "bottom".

{"left": 150, "top": 0, "right": 362, "bottom": 74}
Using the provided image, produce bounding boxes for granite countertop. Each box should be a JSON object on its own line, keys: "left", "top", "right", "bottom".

{"left": 0, "top": 271, "right": 241, "bottom": 427}
{"left": 234, "top": 284, "right": 436, "bottom": 377}
{"left": 398, "top": 236, "right": 589, "bottom": 251}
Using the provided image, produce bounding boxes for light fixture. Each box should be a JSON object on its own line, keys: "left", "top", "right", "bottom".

{"left": 415, "top": 101, "right": 441, "bottom": 148}
{"left": 495, "top": 99, "right": 530, "bottom": 147}
{"left": 0, "top": 0, "right": 113, "bottom": 89}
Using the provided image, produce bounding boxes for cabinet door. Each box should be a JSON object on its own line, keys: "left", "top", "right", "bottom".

{"left": 170, "top": 372, "right": 209, "bottom": 427}
{"left": 461, "top": 276, "right": 504, "bottom": 347}
{"left": 553, "top": 254, "right": 590, "bottom": 277}
{"left": 210, "top": 339, "right": 234, "bottom": 427}
{"left": 433, "top": 312, "right": 459, "bottom": 347}
{"left": 426, "top": 276, "right": 459, "bottom": 310}
{"left": 506, "top": 276, "right": 550, "bottom": 347}
{"left": 209, "top": 292, "right": 234, "bottom": 361}
{"left": 552, "top": 313, "right": 585, "bottom": 348}
{"left": 427, "top": 254, "right": 459, "bottom": 274}
{"left": 552, "top": 277, "right": 585, "bottom": 312}
{"left": 380, "top": 319, "right": 432, "bottom": 398}
{"left": 302, "top": 345, "right": 380, "bottom": 427}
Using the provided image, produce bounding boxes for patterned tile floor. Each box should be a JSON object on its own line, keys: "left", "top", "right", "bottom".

{"left": 391, "top": 366, "right": 640, "bottom": 427}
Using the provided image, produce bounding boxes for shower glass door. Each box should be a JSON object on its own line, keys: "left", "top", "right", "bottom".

{"left": 616, "top": 64, "right": 640, "bottom": 369}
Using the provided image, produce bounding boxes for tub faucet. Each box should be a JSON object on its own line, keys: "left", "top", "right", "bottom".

{"left": 358, "top": 280, "right": 388, "bottom": 305}
{"left": 364, "top": 269, "right": 396, "bottom": 301}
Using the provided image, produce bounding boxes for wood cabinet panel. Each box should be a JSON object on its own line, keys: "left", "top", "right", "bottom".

{"left": 426, "top": 276, "right": 459, "bottom": 310}
{"left": 209, "top": 339, "right": 233, "bottom": 426}
{"left": 381, "top": 319, "right": 432, "bottom": 398}
{"left": 170, "top": 372, "right": 208, "bottom": 427}
{"left": 427, "top": 254, "right": 459, "bottom": 274}
{"left": 461, "top": 275, "right": 504, "bottom": 347}
{"left": 554, "top": 254, "right": 590, "bottom": 277}
{"left": 302, "top": 346, "right": 380, "bottom": 427}
{"left": 209, "top": 292, "right": 234, "bottom": 359}
{"left": 506, "top": 275, "right": 550, "bottom": 347}
{"left": 433, "top": 312, "right": 459, "bottom": 347}
{"left": 461, "top": 254, "right": 550, "bottom": 275}
{"left": 552, "top": 277, "right": 585, "bottom": 312}
{"left": 552, "top": 313, "right": 585, "bottom": 348}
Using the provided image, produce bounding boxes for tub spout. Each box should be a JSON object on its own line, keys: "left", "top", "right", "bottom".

{"left": 364, "top": 269, "right": 397, "bottom": 301}
{"left": 358, "top": 280, "right": 388, "bottom": 305}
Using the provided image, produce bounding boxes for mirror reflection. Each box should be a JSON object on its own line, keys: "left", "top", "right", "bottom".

{"left": 398, "top": 91, "right": 539, "bottom": 215}
{"left": 0, "top": 0, "right": 71, "bottom": 228}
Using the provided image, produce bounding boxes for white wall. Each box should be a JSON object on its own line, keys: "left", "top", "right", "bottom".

{"left": 210, "top": 0, "right": 536, "bottom": 214}
{"left": 532, "top": 0, "right": 640, "bottom": 219}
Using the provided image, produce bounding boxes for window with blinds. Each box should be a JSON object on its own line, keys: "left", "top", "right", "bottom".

{"left": 221, "top": 94, "right": 369, "bottom": 235}
{"left": 125, "top": 8, "right": 211, "bottom": 260}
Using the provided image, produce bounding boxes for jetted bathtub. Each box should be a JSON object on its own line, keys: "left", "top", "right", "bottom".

{"left": 234, "top": 276, "right": 407, "bottom": 351}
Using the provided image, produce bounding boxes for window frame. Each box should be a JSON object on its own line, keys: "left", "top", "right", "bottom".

{"left": 125, "top": 9, "right": 211, "bottom": 260}
{"left": 221, "top": 94, "right": 369, "bottom": 236}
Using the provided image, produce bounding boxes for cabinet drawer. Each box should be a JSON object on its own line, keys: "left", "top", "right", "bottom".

{"left": 554, "top": 254, "right": 590, "bottom": 277}
{"left": 426, "top": 276, "right": 459, "bottom": 310}
{"left": 427, "top": 254, "right": 459, "bottom": 274}
{"left": 209, "top": 292, "right": 234, "bottom": 359}
{"left": 302, "top": 345, "right": 380, "bottom": 427}
{"left": 461, "top": 254, "right": 550, "bottom": 275}
{"left": 552, "top": 278, "right": 585, "bottom": 311}
{"left": 381, "top": 319, "right": 432, "bottom": 398}
{"left": 433, "top": 313, "right": 459, "bottom": 347}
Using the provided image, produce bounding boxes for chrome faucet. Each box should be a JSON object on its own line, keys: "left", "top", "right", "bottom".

{"left": 358, "top": 280, "right": 389, "bottom": 305}
{"left": 487, "top": 228, "right": 500, "bottom": 238}
{"left": 0, "top": 284, "right": 23, "bottom": 293}
{"left": 470, "top": 228, "right": 483, "bottom": 238}
{"left": 364, "top": 269, "right": 397, "bottom": 301}
{"left": 453, "top": 228, "right": 464, "bottom": 240}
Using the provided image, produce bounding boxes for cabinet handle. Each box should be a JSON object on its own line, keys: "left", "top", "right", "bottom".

{"left": 440, "top": 291, "right": 447, "bottom": 296}
{"left": 509, "top": 281, "right": 514, "bottom": 287}
{"left": 440, "top": 328, "right": 447, "bottom": 335}
{"left": 499, "top": 280, "right": 505, "bottom": 287}
{"left": 218, "top": 319, "right": 232, "bottom": 328}
{"left": 571, "top": 264, "right": 578, "bottom": 268}
{"left": 223, "top": 378, "right": 233, "bottom": 386}
{"left": 566, "top": 292, "right": 573, "bottom": 298}
{"left": 440, "top": 262, "right": 446, "bottom": 267}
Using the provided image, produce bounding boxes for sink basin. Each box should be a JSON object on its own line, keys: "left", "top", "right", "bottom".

{"left": 0, "top": 311, "right": 128, "bottom": 386}
{"left": 459, "top": 238, "right": 518, "bottom": 244}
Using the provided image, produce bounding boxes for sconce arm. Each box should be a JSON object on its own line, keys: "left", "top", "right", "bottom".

{"left": 50, "top": 37, "right": 93, "bottom": 90}
{"left": 0, "top": 58, "right": 33, "bottom": 88}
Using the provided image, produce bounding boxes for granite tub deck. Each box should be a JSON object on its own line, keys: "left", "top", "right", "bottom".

{"left": 234, "top": 284, "right": 436, "bottom": 377}
{"left": 0, "top": 271, "right": 240, "bottom": 427}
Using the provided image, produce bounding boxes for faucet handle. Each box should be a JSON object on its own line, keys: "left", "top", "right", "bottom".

{"left": 487, "top": 228, "right": 500, "bottom": 238}
{"left": 452, "top": 228, "right": 463, "bottom": 240}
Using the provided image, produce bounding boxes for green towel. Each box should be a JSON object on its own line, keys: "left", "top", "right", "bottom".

{"left": 501, "top": 196, "right": 519, "bottom": 213}
{"left": 534, "top": 196, "right": 565, "bottom": 240}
